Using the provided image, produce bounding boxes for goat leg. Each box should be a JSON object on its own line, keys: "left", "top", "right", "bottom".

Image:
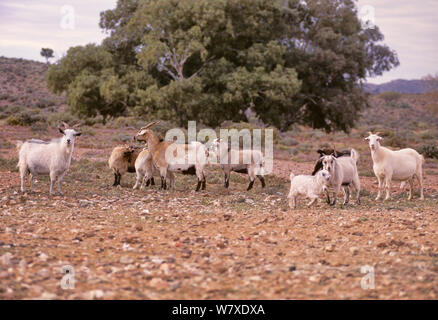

{"left": 113, "top": 173, "right": 119, "bottom": 186}
{"left": 247, "top": 180, "right": 255, "bottom": 191}
{"left": 257, "top": 175, "right": 266, "bottom": 188}
{"left": 325, "top": 188, "right": 331, "bottom": 204}
{"left": 195, "top": 179, "right": 202, "bottom": 192}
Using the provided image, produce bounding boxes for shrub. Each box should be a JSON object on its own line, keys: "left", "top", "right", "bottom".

{"left": 379, "top": 92, "right": 401, "bottom": 103}
{"left": 78, "top": 126, "right": 96, "bottom": 136}
{"left": 0, "top": 156, "right": 18, "bottom": 172}
{"left": 281, "top": 136, "right": 299, "bottom": 146}
{"left": 6, "top": 111, "right": 43, "bottom": 126}
{"left": 418, "top": 129, "right": 438, "bottom": 141}
{"left": 112, "top": 133, "right": 133, "bottom": 143}
{"left": 31, "top": 121, "right": 48, "bottom": 132}
{"left": 35, "top": 98, "right": 56, "bottom": 109}
{"left": 107, "top": 116, "right": 140, "bottom": 129}
{"left": 399, "top": 103, "right": 411, "bottom": 109}
{"left": 417, "top": 144, "right": 438, "bottom": 159}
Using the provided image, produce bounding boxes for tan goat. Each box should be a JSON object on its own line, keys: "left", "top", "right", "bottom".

{"left": 134, "top": 121, "right": 208, "bottom": 191}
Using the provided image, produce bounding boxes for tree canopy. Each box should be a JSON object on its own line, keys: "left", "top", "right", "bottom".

{"left": 40, "top": 48, "right": 54, "bottom": 64}
{"left": 47, "top": 0, "right": 399, "bottom": 131}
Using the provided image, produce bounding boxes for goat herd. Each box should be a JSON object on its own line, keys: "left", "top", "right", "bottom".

{"left": 16, "top": 122, "right": 425, "bottom": 209}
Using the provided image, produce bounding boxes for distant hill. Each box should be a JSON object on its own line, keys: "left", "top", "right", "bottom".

{"left": 0, "top": 56, "right": 64, "bottom": 109}
{"left": 364, "top": 79, "right": 438, "bottom": 94}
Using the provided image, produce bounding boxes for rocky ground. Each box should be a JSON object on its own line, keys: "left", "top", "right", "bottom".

{"left": 0, "top": 125, "right": 437, "bottom": 299}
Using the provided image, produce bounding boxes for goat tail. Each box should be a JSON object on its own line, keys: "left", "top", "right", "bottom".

{"left": 289, "top": 172, "right": 295, "bottom": 181}
{"left": 350, "top": 148, "right": 359, "bottom": 163}
{"left": 420, "top": 154, "right": 425, "bottom": 164}
{"left": 16, "top": 140, "right": 23, "bottom": 151}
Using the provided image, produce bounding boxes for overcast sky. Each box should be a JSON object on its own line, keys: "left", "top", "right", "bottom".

{"left": 0, "top": 0, "right": 437, "bottom": 84}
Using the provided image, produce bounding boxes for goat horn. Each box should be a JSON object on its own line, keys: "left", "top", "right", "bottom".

{"left": 375, "top": 132, "right": 381, "bottom": 136}
{"left": 72, "top": 123, "right": 81, "bottom": 129}
{"left": 61, "top": 122, "right": 69, "bottom": 129}
{"left": 142, "top": 121, "right": 160, "bottom": 130}
{"left": 367, "top": 131, "right": 373, "bottom": 136}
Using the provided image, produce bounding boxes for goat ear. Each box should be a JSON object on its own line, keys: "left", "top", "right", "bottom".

{"left": 74, "top": 132, "right": 82, "bottom": 137}
{"left": 365, "top": 137, "right": 370, "bottom": 141}
{"left": 58, "top": 128, "right": 65, "bottom": 135}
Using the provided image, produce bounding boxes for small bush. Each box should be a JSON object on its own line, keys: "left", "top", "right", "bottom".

{"left": 0, "top": 156, "right": 18, "bottom": 172}
{"left": 31, "top": 121, "right": 48, "bottom": 132}
{"left": 417, "top": 144, "right": 438, "bottom": 159}
{"left": 281, "top": 136, "right": 299, "bottom": 146}
{"left": 35, "top": 98, "right": 56, "bottom": 109}
{"left": 0, "top": 105, "right": 24, "bottom": 119}
{"left": 6, "top": 111, "right": 43, "bottom": 126}
{"left": 418, "top": 129, "right": 438, "bottom": 141}
{"left": 79, "top": 126, "right": 96, "bottom": 136}
{"left": 112, "top": 133, "right": 133, "bottom": 143}
{"left": 107, "top": 116, "right": 140, "bottom": 129}
{"left": 379, "top": 92, "right": 401, "bottom": 103}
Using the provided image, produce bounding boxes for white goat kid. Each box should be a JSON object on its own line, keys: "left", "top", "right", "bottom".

{"left": 17, "top": 123, "right": 81, "bottom": 195}
{"left": 288, "top": 170, "right": 331, "bottom": 209}
{"left": 365, "top": 132, "right": 424, "bottom": 201}
{"left": 321, "top": 149, "right": 361, "bottom": 206}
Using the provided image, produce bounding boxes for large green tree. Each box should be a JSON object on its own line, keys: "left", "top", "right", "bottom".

{"left": 47, "top": 0, "right": 399, "bottom": 131}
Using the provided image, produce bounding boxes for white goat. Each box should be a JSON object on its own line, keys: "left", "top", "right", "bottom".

{"left": 321, "top": 149, "right": 361, "bottom": 205}
{"left": 133, "top": 148, "right": 162, "bottom": 190}
{"left": 365, "top": 132, "right": 424, "bottom": 201}
{"left": 17, "top": 123, "right": 81, "bottom": 195}
{"left": 210, "top": 138, "right": 265, "bottom": 191}
{"left": 288, "top": 170, "right": 331, "bottom": 209}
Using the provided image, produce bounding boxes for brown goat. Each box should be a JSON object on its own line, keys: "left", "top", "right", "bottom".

{"left": 108, "top": 145, "right": 142, "bottom": 186}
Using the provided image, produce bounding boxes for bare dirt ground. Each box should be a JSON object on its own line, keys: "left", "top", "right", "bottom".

{"left": 1, "top": 124, "right": 437, "bottom": 300}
